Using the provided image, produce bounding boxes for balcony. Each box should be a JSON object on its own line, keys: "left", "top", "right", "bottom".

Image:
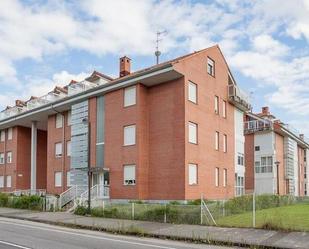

{"left": 27, "top": 91, "right": 67, "bottom": 110}
{"left": 0, "top": 106, "right": 25, "bottom": 120}
{"left": 228, "top": 84, "right": 251, "bottom": 111}
{"left": 68, "top": 80, "right": 98, "bottom": 96}
{"left": 244, "top": 119, "right": 273, "bottom": 134}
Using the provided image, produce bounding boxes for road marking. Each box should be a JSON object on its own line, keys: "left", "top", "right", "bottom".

{"left": 0, "top": 240, "right": 32, "bottom": 249}
{"left": 0, "top": 220, "right": 177, "bottom": 249}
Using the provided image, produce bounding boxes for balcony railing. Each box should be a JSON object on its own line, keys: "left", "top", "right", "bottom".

{"left": 244, "top": 119, "right": 273, "bottom": 134}
{"left": 0, "top": 106, "right": 25, "bottom": 120}
{"left": 228, "top": 85, "right": 251, "bottom": 111}
{"left": 68, "top": 80, "right": 98, "bottom": 96}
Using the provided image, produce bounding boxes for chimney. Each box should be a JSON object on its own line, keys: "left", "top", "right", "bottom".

{"left": 119, "top": 56, "right": 131, "bottom": 77}
{"left": 262, "top": 106, "right": 269, "bottom": 115}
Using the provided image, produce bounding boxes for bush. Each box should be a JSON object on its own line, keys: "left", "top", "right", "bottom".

{"left": 10, "top": 195, "right": 43, "bottom": 210}
{"left": 0, "top": 193, "right": 9, "bottom": 207}
{"left": 74, "top": 205, "right": 88, "bottom": 215}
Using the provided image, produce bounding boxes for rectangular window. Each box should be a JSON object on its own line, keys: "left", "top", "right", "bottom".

{"left": 67, "top": 141, "right": 71, "bottom": 157}
{"left": 0, "top": 131, "right": 5, "bottom": 142}
{"left": 55, "top": 172, "right": 62, "bottom": 187}
{"left": 255, "top": 156, "right": 273, "bottom": 173}
{"left": 215, "top": 167, "right": 219, "bottom": 187}
{"left": 215, "top": 131, "right": 219, "bottom": 150}
{"left": 207, "top": 57, "right": 215, "bottom": 76}
{"left": 0, "top": 176, "right": 3, "bottom": 188}
{"left": 124, "top": 164, "right": 136, "bottom": 185}
{"left": 255, "top": 146, "right": 260, "bottom": 151}
{"left": 215, "top": 96, "right": 219, "bottom": 114}
{"left": 189, "top": 164, "right": 198, "bottom": 185}
{"left": 6, "top": 152, "right": 12, "bottom": 163}
{"left": 67, "top": 171, "right": 71, "bottom": 187}
{"left": 223, "top": 168, "right": 227, "bottom": 187}
{"left": 0, "top": 153, "right": 4, "bottom": 164}
{"left": 124, "top": 125, "right": 136, "bottom": 146}
{"left": 223, "top": 134, "right": 227, "bottom": 153}
{"left": 124, "top": 86, "right": 136, "bottom": 107}
{"left": 55, "top": 143, "right": 63, "bottom": 157}
{"left": 189, "top": 122, "right": 197, "bottom": 144}
{"left": 55, "top": 113, "right": 63, "bottom": 128}
{"left": 222, "top": 100, "right": 227, "bottom": 118}
{"left": 238, "top": 153, "right": 244, "bottom": 166}
{"left": 67, "top": 111, "right": 71, "bottom": 126}
{"left": 6, "top": 175, "right": 11, "bottom": 188}
{"left": 7, "top": 128, "right": 13, "bottom": 140}
{"left": 188, "top": 81, "right": 197, "bottom": 103}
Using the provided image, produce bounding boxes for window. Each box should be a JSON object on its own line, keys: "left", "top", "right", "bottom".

{"left": 124, "top": 164, "right": 136, "bottom": 185}
{"left": 124, "top": 125, "right": 136, "bottom": 146}
{"left": 188, "top": 122, "right": 197, "bottom": 144}
{"left": 189, "top": 164, "right": 198, "bottom": 185}
{"left": 124, "top": 86, "right": 136, "bottom": 107}
{"left": 215, "top": 96, "right": 219, "bottom": 114}
{"left": 215, "top": 167, "right": 219, "bottom": 187}
{"left": 0, "top": 176, "right": 3, "bottom": 188}
{"left": 0, "top": 131, "right": 5, "bottom": 142}
{"left": 6, "top": 175, "right": 11, "bottom": 188}
{"left": 215, "top": 131, "right": 219, "bottom": 150}
{"left": 55, "top": 143, "right": 63, "bottom": 157}
{"left": 7, "top": 128, "right": 12, "bottom": 140}
{"left": 223, "top": 134, "right": 227, "bottom": 152}
{"left": 235, "top": 175, "right": 244, "bottom": 196}
{"left": 0, "top": 153, "right": 4, "bottom": 164}
{"left": 55, "top": 113, "right": 63, "bottom": 128}
{"left": 223, "top": 169, "right": 227, "bottom": 187}
{"left": 222, "top": 100, "right": 227, "bottom": 118}
{"left": 255, "top": 146, "right": 260, "bottom": 151}
{"left": 207, "top": 57, "right": 215, "bottom": 76}
{"left": 67, "top": 141, "right": 71, "bottom": 157}
{"left": 188, "top": 81, "right": 197, "bottom": 103}
{"left": 255, "top": 156, "right": 273, "bottom": 173}
{"left": 67, "top": 111, "right": 71, "bottom": 126}
{"left": 238, "top": 153, "right": 244, "bottom": 166}
{"left": 67, "top": 171, "right": 72, "bottom": 187}
{"left": 6, "top": 152, "right": 12, "bottom": 163}
{"left": 55, "top": 172, "right": 62, "bottom": 187}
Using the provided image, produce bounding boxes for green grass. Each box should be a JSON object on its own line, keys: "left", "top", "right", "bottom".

{"left": 216, "top": 203, "right": 309, "bottom": 231}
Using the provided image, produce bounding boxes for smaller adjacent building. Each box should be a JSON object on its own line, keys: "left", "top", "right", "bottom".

{"left": 245, "top": 107, "right": 309, "bottom": 196}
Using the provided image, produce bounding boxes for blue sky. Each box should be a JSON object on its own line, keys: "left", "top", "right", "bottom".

{"left": 0, "top": 0, "right": 308, "bottom": 135}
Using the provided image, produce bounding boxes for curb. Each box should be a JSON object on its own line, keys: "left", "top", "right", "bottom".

{"left": 0, "top": 214, "right": 289, "bottom": 249}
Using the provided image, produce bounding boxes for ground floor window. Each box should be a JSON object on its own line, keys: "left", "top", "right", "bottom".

{"left": 235, "top": 174, "right": 244, "bottom": 196}
{"left": 55, "top": 172, "right": 62, "bottom": 187}
{"left": 188, "top": 163, "right": 197, "bottom": 185}
{"left": 6, "top": 175, "right": 11, "bottom": 188}
{"left": 124, "top": 165, "right": 136, "bottom": 185}
{"left": 0, "top": 176, "right": 4, "bottom": 188}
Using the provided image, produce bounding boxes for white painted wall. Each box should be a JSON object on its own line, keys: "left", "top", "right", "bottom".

{"left": 234, "top": 109, "right": 245, "bottom": 177}
{"left": 292, "top": 140, "right": 299, "bottom": 196}
{"left": 254, "top": 132, "right": 276, "bottom": 194}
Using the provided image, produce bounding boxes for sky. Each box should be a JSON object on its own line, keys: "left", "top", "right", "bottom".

{"left": 0, "top": 0, "right": 308, "bottom": 135}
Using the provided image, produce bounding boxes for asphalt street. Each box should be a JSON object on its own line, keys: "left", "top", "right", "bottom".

{"left": 0, "top": 217, "right": 242, "bottom": 249}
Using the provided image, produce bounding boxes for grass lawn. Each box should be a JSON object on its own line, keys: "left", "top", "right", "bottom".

{"left": 216, "top": 203, "right": 309, "bottom": 232}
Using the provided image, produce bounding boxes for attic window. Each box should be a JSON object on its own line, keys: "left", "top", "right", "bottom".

{"left": 207, "top": 57, "right": 215, "bottom": 77}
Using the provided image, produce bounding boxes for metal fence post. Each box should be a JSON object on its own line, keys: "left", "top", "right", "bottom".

{"left": 164, "top": 204, "right": 167, "bottom": 223}
{"left": 200, "top": 193, "right": 203, "bottom": 225}
{"left": 253, "top": 192, "right": 256, "bottom": 228}
{"left": 132, "top": 202, "right": 135, "bottom": 220}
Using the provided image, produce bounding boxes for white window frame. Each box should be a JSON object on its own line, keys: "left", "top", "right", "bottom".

{"left": 223, "top": 168, "right": 227, "bottom": 187}
{"left": 188, "top": 81, "right": 197, "bottom": 104}
{"left": 124, "top": 164, "right": 136, "bottom": 185}
{"left": 55, "top": 142, "right": 63, "bottom": 157}
{"left": 215, "top": 131, "right": 219, "bottom": 151}
{"left": 215, "top": 167, "right": 219, "bottom": 187}
{"left": 255, "top": 156, "right": 273, "bottom": 173}
{"left": 124, "top": 86, "right": 136, "bottom": 107}
{"left": 124, "top": 125, "right": 136, "bottom": 146}
{"left": 223, "top": 134, "right": 227, "bottom": 153}
{"left": 0, "top": 176, "right": 4, "bottom": 188}
{"left": 189, "top": 122, "right": 197, "bottom": 144}
{"left": 7, "top": 128, "right": 13, "bottom": 140}
{"left": 207, "top": 57, "right": 215, "bottom": 76}
{"left": 238, "top": 153, "right": 244, "bottom": 166}
{"left": 0, "top": 153, "right": 4, "bottom": 164}
{"left": 215, "top": 96, "right": 219, "bottom": 114}
{"left": 55, "top": 113, "right": 63, "bottom": 128}
{"left": 6, "top": 175, "right": 11, "bottom": 188}
{"left": 67, "top": 141, "right": 71, "bottom": 157}
{"left": 222, "top": 100, "right": 227, "bottom": 118}
{"left": 6, "top": 151, "right": 12, "bottom": 163}
{"left": 55, "top": 172, "right": 62, "bottom": 187}
{"left": 189, "top": 163, "right": 198, "bottom": 185}
{"left": 0, "top": 131, "right": 5, "bottom": 142}
{"left": 67, "top": 111, "right": 71, "bottom": 126}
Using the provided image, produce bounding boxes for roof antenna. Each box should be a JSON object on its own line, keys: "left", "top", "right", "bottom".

{"left": 155, "top": 30, "right": 167, "bottom": 65}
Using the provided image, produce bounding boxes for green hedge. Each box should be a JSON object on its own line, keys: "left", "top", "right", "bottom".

{"left": 0, "top": 193, "right": 9, "bottom": 207}
{"left": 0, "top": 193, "right": 43, "bottom": 210}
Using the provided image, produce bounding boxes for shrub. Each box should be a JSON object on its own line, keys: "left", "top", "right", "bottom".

{"left": 10, "top": 195, "right": 43, "bottom": 210}
{"left": 0, "top": 193, "right": 8, "bottom": 207}
{"left": 74, "top": 205, "right": 88, "bottom": 216}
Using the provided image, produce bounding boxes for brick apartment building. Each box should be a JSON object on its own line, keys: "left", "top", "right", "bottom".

{"left": 245, "top": 107, "right": 309, "bottom": 196}
{"left": 0, "top": 45, "right": 251, "bottom": 201}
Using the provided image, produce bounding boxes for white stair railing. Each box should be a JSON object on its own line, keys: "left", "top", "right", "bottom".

{"left": 79, "top": 184, "right": 110, "bottom": 207}
{"left": 59, "top": 185, "right": 87, "bottom": 208}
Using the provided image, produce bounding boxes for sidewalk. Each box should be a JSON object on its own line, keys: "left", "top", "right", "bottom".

{"left": 0, "top": 208, "right": 308, "bottom": 249}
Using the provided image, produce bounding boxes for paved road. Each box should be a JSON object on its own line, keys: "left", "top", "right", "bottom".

{"left": 0, "top": 217, "right": 240, "bottom": 249}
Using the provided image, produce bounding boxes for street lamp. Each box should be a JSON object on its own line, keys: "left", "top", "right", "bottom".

{"left": 275, "top": 161, "right": 280, "bottom": 195}
{"left": 82, "top": 117, "right": 91, "bottom": 214}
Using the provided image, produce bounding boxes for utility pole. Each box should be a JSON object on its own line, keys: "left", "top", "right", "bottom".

{"left": 155, "top": 30, "right": 167, "bottom": 65}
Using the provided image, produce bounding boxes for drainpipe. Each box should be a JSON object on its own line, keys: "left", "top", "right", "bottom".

{"left": 3, "top": 130, "right": 7, "bottom": 192}
{"left": 275, "top": 161, "right": 280, "bottom": 195}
